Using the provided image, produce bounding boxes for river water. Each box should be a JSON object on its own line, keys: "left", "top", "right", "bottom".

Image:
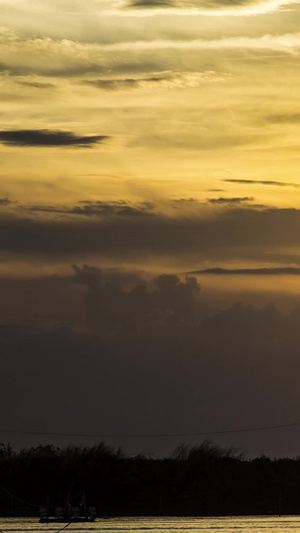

{"left": 1, "top": 516, "right": 300, "bottom": 533}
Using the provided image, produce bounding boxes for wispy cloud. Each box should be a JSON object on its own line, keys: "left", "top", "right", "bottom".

{"left": 0, "top": 28, "right": 299, "bottom": 79}
{"left": 82, "top": 71, "right": 225, "bottom": 91}
{"left": 83, "top": 35, "right": 300, "bottom": 53}
{"left": 191, "top": 267, "right": 300, "bottom": 275}
{"left": 124, "top": 0, "right": 291, "bottom": 7}
{"left": 128, "top": 0, "right": 173, "bottom": 6}
{"left": 119, "top": 0, "right": 296, "bottom": 16}
{"left": 266, "top": 112, "right": 300, "bottom": 123}
{"left": 208, "top": 197, "right": 254, "bottom": 205}
{"left": 83, "top": 78, "right": 141, "bottom": 91}
{"left": 224, "top": 179, "right": 300, "bottom": 188}
{"left": 20, "top": 200, "right": 154, "bottom": 217}
{"left": 17, "top": 81, "right": 56, "bottom": 89}
{"left": 0, "top": 130, "right": 109, "bottom": 147}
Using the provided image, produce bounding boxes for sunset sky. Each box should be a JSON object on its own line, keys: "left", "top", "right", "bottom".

{"left": 3, "top": 0, "right": 300, "bottom": 274}
{"left": 2, "top": 0, "right": 300, "bottom": 458}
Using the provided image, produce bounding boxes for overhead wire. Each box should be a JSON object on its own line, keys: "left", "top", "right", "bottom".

{"left": 0, "top": 482, "right": 41, "bottom": 508}
{"left": 1, "top": 421, "right": 300, "bottom": 438}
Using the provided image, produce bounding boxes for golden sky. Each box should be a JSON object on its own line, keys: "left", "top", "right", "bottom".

{"left": 1, "top": 0, "right": 300, "bottom": 277}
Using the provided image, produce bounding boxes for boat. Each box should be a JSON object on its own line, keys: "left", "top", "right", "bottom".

{"left": 39, "top": 500, "right": 96, "bottom": 523}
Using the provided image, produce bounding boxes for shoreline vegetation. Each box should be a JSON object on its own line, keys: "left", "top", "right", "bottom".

{"left": 1, "top": 440, "right": 300, "bottom": 518}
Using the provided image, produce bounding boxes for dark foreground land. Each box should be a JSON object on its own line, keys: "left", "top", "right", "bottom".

{"left": 0, "top": 441, "right": 300, "bottom": 517}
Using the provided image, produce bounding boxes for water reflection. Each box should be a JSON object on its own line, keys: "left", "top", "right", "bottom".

{"left": 1, "top": 517, "right": 300, "bottom": 533}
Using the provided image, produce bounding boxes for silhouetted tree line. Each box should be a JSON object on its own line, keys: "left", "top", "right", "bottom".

{"left": 1, "top": 440, "right": 300, "bottom": 517}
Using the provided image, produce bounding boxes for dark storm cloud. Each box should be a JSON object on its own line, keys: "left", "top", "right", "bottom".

{"left": 3, "top": 295, "right": 300, "bottom": 457}
{"left": 0, "top": 130, "right": 109, "bottom": 147}
{"left": 224, "top": 179, "right": 300, "bottom": 189}
{"left": 1, "top": 264, "right": 300, "bottom": 460}
{"left": 208, "top": 197, "right": 254, "bottom": 205}
{"left": 191, "top": 267, "right": 300, "bottom": 275}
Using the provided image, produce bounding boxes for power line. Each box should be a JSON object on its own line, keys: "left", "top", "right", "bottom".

{"left": 0, "top": 482, "right": 41, "bottom": 508}
{"left": 1, "top": 422, "right": 300, "bottom": 439}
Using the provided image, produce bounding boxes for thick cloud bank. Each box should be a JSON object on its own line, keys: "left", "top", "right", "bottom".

{"left": 2, "top": 205, "right": 300, "bottom": 267}
{"left": 1, "top": 277, "right": 300, "bottom": 457}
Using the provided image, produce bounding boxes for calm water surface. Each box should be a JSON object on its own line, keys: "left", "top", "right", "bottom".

{"left": 1, "top": 517, "right": 300, "bottom": 533}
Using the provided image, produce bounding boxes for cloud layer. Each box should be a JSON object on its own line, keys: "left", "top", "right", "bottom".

{"left": 1, "top": 204, "right": 300, "bottom": 269}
